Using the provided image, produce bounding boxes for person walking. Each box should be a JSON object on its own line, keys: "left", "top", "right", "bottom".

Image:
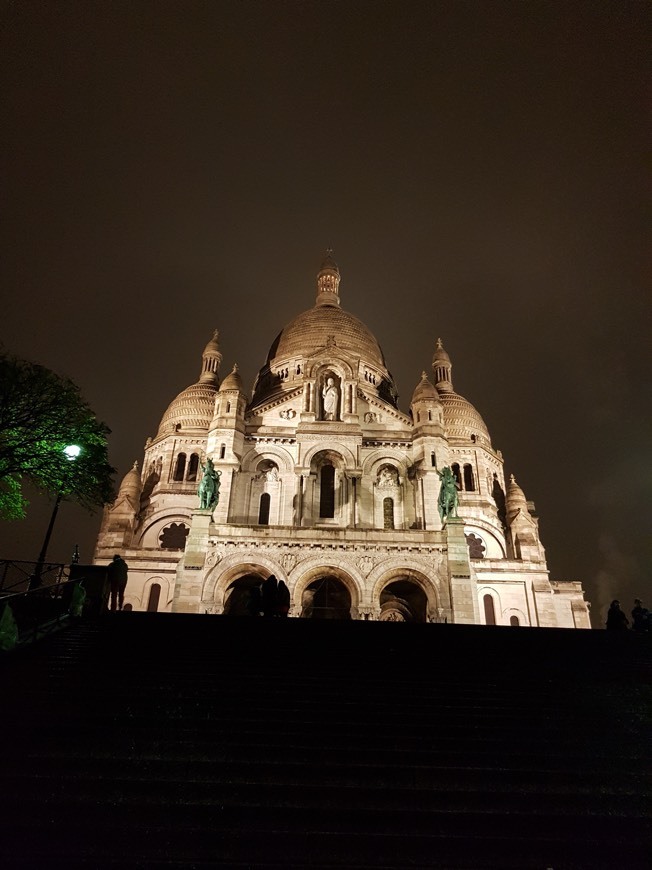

{"left": 107, "top": 554, "right": 129, "bottom": 612}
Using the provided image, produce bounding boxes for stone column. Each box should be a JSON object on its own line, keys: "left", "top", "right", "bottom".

{"left": 446, "top": 517, "right": 479, "bottom": 624}
{"left": 294, "top": 472, "right": 304, "bottom": 526}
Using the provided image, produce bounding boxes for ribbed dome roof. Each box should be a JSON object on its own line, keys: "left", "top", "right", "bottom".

{"left": 268, "top": 305, "right": 386, "bottom": 369}
{"left": 411, "top": 372, "right": 439, "bottom": 404}
{"left": 157, "top": 382, "right": 218, "bottom": 437}
{"left": 438, "top": 391, "right": 490, "bottom": 442}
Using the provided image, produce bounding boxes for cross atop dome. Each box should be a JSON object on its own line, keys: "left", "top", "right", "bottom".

{"left": 316, "top": 249, "right": 341, "bottom": 307}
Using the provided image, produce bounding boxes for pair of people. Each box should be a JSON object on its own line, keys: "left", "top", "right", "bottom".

{"left": 606, "top": 598, "right": 649, "bottom": 631}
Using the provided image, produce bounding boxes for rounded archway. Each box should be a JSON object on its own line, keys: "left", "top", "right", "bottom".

{"left": 223, "top": 572, "right": 267, "bottom": 616}
{"left": 301, "top": 575, "right": 352, "bottom": 620}
{"left": 379, "top": 577, "right": 428, "bottom": 622}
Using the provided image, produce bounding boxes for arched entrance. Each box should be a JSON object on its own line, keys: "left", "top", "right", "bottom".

{"left": 223, "top": 572, "right": 266, "bottom": 616}
{"left": 301, "top": 576, "right": 352, "bottom": 619}
{"left": 379, "top": 578, "right": 428, "bottom": 622}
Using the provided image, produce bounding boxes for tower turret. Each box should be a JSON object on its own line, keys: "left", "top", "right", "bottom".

{"left": 199, "top": 329, "right": 222, "bottom": 385}
{"left": 315, "top": 249, "right": 341, "bottom": 307}
{"left": 432, "top": 337, "right": 453, "bottom": 392}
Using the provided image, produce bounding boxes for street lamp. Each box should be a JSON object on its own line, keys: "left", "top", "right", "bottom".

{"left": 30, "top": 444, "right": 81, "bottom": 589}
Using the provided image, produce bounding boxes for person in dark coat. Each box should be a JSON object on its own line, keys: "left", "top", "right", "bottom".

{"left": 631, "top": 599, "right": 649, "bottom": 632}
{"left": 247, "top": 584, "right": 262, "bottom": 617}
{"left": 107, "top": 554, "right": 129, "bottom": 611}
{"left": 605, "top": 599, "right": 629, "bottom": 630}
{"left": 275, "top": 580, "right": 291, "bottom": 617}
{"left": 261, "top": 575, "right": 278, "bottom": 618}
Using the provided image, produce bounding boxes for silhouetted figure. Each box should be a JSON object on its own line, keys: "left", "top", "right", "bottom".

{"left": 605, "top": 599, "right": 629, "bottom": 630}
{"left": 275, "top": 580, "right": 291, "bottom": 617}
{"left": 247, "top": 584, "right": 262, "bottom": 617}
{"left": 631, "top": 599, "right": 649, "bottom": 632}
{"left": 107, "top": 554, "right": 129, "bottom": 612}
{"left": 261, "top": 575, "right": 278, "bottom": 618}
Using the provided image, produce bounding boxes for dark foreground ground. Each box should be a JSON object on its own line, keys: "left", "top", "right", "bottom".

{"left": 1, "top": 614, "right": 650, "bottom": 869}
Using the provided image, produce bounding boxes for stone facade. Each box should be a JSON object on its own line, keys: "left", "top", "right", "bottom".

{"left": 95, "top": 254, "right": 590, "bottom": 628}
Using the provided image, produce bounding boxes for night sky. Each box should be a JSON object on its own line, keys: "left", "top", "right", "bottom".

{"left": 1, "top": 1, "right": 649, "bottom": 624}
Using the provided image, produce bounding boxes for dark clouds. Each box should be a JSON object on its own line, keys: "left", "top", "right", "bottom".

{"left": 1, "top": 1, "right": 649, "bottom": 623}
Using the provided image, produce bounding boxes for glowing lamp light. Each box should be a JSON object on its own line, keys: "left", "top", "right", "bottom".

{"left": 64, "top": 444, "right": 81, "bottom": 460}
{"left": 30, "top": 443, "right": 83, "bottom": 588}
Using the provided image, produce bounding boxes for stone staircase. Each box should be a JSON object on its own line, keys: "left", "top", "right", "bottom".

{"left": 1, "top": 614, "right": 650, "bottom": 868}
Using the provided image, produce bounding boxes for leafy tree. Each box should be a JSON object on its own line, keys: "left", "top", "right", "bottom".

{"left": 0, "top": 351, "right": 115, "bottom": 520}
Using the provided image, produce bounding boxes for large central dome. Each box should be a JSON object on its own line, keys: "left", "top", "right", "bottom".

{"left": 268, "top": 304, "right": 386, "bottom": 369}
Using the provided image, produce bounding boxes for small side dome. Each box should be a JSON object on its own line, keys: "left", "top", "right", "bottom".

{"left": 506, "top": 474, "right": 529, "bottom": 521}
{"left": 411, "top": 372, "right": 439, "bottom": 404}
{"left": 219, "top": 363, "right": 244, "bottom": 393}
{"left": 118, "top": 461, "right": 142, "bottom": 500}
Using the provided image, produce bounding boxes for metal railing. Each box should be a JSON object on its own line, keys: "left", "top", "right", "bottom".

{"left": 0, "top": 560, "right": 108, "bottom": 652}
{"left": 0, "top": 559, "right": 69, "bottom": 595}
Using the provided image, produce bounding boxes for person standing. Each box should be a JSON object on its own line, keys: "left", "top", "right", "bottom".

{"left": 605, "top": 600, "right": 629, "bottom": 630}
{"left": 107, "top": 554, "right": 129, "bottom": 612}
{"left": 275, "top": 580, "right": 291, "bottom": 617}
{"left": 631, "top": 599, "right": 649, "bottom": 632}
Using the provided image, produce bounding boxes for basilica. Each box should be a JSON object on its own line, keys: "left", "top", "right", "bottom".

{"left": 94, "top": 254, "right": 590, "bottom": 627}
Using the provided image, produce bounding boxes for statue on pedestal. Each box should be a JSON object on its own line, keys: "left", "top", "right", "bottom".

{"left": 437, "top": 466, "right": 459, "bottom": 522}
{"left": 198, "top": 457, "right": 221, "bottom": 510}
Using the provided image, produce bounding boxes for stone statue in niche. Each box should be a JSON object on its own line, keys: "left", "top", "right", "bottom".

{"left": 321, "top": 376, "right": 340, "bottom": 421}
{"left": 264, "top": 465, "right": 279, "bottom": 483}
{"left": 376, "top": 466, "right": 398, "bottom": 489}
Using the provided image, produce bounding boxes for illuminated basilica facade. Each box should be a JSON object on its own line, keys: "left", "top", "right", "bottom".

{"left": 95, "top": 254, "right": 590, "bottom": 627}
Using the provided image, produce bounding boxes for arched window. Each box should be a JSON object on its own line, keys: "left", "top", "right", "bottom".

{"left": 319, "top": 463, "right": 335, "bottom": 518}
{"left": 173, "top": 453, "right": 186, "bottom": 481}
{"left": 147, "top": 583, "right": 161, "bottom": 613}
{"left": 431, "top": 452, "right": 436, "bottom": 467}
{"left": 463, "top": 464, "right": 475, "bottom": 492}
{"left": 383, "top": 497, "right": 395, "bottom": 529}
{"left": 226, "top": 401, "right": 231, "bottom": 413}
{"left": 219, "top": 444, "right": 226, "bottom": 459}
{"left": 258, "top": 492, "right": 270, "bottom": 525}
{"left": 483, "top": 594, "right": 496, "bottom": 626}
{"left": 451, "top": 463, "right": 461, "bottom": 487}
{"left": 186, "top": 453, "right": 199, "bottom": 482}
{"left": 428, "top": 410, "right": 432, "bottom": 421}
{"left": 510, "top": 615, "right": 520, "bottom": 627}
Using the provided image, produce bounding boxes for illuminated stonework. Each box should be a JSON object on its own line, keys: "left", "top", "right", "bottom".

{"left": 95, "top": 254, "right": 590, "bottom": 627}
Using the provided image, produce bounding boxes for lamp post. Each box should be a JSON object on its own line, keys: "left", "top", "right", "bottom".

{"left": 30, "top": 445, "right": 81, "bottom": 589}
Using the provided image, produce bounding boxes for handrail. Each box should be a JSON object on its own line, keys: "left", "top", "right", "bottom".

{"left": 0, "top": 567, "right": 108, "bottom": 653}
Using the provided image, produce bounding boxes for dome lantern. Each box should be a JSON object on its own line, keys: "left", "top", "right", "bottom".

{"left": 432, "top": 337, "right": 453, "bottom": 393}
{"left": 315, "top": 249, "right": 341, "bottom": 308}
{"left": 199, "top": 329, "right": 222, "bottom": 385}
